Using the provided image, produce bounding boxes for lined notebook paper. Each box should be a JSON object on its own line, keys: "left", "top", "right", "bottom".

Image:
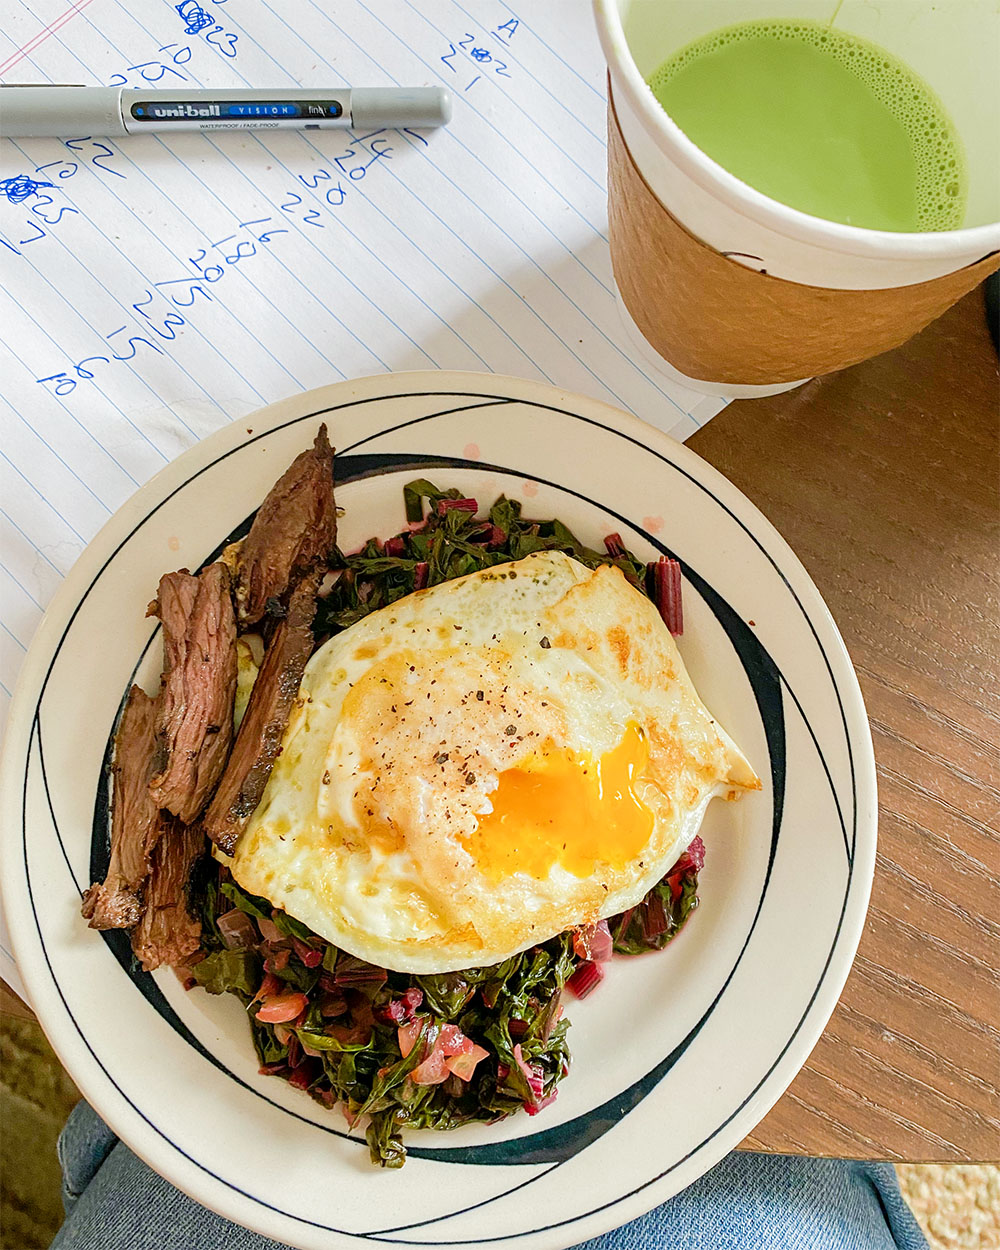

{"left": 0, "top": 0, "right": 726, "bottom": 998}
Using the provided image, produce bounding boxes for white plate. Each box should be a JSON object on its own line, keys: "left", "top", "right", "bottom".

{"left": 0, "top": 372, "right": 876, "bottom": 1250}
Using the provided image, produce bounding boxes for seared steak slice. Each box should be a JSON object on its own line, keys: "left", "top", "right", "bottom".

{"left": 131, "top": 821, "right": 205, "bottom": 971}
{"left": 202, "top": 575, "right": 318, "bottom": 855}
{"left": 148, "top": 562, "right": 237, "bottom": 823}
{"left": 82, "top": 687, "right": 163, "bottom": 930}
{"left": 235, "top": 425, "right": 336, "bottom": 626}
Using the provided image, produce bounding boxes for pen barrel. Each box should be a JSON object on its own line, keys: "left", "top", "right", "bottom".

{"left": 0, "top": 85, "right": 452, "bottom": 138}
{"left": 0, "top": 86, "right": 125, "bottom": 138}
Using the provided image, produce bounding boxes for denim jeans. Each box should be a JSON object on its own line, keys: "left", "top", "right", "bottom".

{"left": 52, "top": 1101, "right": 928, "bottom": 1250}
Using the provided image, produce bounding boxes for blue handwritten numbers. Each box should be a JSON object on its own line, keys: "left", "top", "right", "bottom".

{"left": 107, "top": 43, "right": 193, "bottom": 87}
{"left": 34, "top": 216, "right": 291, "bottom": 396}
{"left": 440, "top": 17, "right": 517, "bottom": 92}
{"left": 281, "top": 131, "right": 395, "bottom": 229}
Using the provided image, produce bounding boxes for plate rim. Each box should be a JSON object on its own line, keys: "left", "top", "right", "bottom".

{"left": 0, "top": 370, "right": 878, "bottom": 1250}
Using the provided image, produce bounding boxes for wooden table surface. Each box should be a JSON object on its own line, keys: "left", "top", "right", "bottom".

{"left": 690, "top": 288, "right": 1000, "bottom": 1163}
{"left": 4, "top": 290, "right": 996, "bottom": 1164}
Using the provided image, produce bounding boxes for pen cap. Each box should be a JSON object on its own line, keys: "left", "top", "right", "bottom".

{"left": 350, "top": 87, "right": 452, "bottom": 130}
{"left": 0, "top": 85, "right": 124, "bottom": 138}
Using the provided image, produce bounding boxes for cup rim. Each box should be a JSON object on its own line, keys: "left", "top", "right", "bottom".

{"left": 593, "top": 0, "right": 1000, "bottom": 263}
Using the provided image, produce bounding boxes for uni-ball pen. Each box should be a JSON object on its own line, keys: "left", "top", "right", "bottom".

{"left": 0, "top": 85, "right": 453, "bottom": 139}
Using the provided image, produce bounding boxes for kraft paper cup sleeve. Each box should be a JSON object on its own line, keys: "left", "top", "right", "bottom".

{"left": 607, "top": 88, "right": 1000, "bottom": 386}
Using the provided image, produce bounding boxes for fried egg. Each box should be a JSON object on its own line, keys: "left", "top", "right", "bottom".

{"left": 229, "top": 551, "right": 759, "bottom": 973}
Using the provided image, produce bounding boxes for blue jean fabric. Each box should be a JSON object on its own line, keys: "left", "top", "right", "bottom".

{"left": 52, "top": 1100, "right": 928, "bottom": 1250}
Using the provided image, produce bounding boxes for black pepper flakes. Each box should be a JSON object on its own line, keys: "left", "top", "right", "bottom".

{"left": 435, "top": 752, "right": 449, "bottom": 764}
{"left": 539, "top": 636, "right": 551, "bottom": 649}
{"left": 476, "top": 690, "right": 484, "bottom": 701}
{"left": 505, "top": 724, "right": 517, "bottom": 735}
{"left": 465, "top": 772, "right": 476, "bottom": 785}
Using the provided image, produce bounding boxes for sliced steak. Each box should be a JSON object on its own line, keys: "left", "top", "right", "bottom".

{"left": 148, "top": 562, "right": 238, "bottom": 823}
{"left": 131, "top": 821, "right": 205, "bottom": 971}
{"left": 82, "top": 687, "right": 163, "bottom": 930}
{"left": 235, "top": 425, "right": 336, "bottom": 626}
{"left": 201, "top": 575, "right": 319, "bottom": 855}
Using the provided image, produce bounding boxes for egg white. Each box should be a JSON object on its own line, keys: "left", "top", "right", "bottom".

{"left": 228, "top": 551, "right": 759, "bottom": 973}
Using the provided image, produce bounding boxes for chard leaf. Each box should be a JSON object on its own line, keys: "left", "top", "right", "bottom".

{"left": 356, "top": 1036, "right": 426, "bottom": 1116}
{"left": 488, "top": 495, "right": 521, "bottom": 533}
{"left": 295, "top": 1027, "right": 373, "bottom": 1054}
{"left": 184, "top": 480, "right": 702, "bottom": 1170}
{"left": 191, "top": 949, "right": 260, "bottom": 997}
{"left": 272, "top": 911, "right": 314, "bottom": 942}
{"left": 346, "top": 555, "right": 417, "bottom": 575}
{"left": 276, "top": 962, "right": 321, "bottom": 994}
{"left": 415, "top": 972, "right": 475, "bottom": 1018}
{"left": 611, "top": 866, "right": 701, "bottom": 955}
{"left": 366, "top": 1109, "right": 407, "bottom": 1168}
{"left": 220, "top": 881, "right": 271, "bottom": 921}
{"left": 403, "top": 479, "right": 452, "bottom": 523}
{"left": 322, "top": 1049, "right": 359, "bottom": 1089}
{"left": 251, "top": 1020, "right": 288, "bottom": 1066}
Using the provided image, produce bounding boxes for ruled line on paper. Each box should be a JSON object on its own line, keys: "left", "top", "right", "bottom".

{"left": 350, "top": 0, "right": 614, "bottom": 276}
{"left": 0, "top": 0, "right": 724, "bottom": 636}
{"left": 0, "top": 0, "right": 97, "bottom": 76}
{"left": 0, "top": 1, "right": 727, "bottom": 995}
{"left": 13, "top": 0, "right": 540, "bottom": 387}
{"left": 449, "top": 3, "right": 607, "bottom": 147}
{"left": 508, "top": 3, "right": 609, "bottom": 108}
{"left": 274, "top": 0, "right": 687, "bottom": 419}
{"left": 0, "top": 0, "right": 725, "bottom": 995}
{"left": 104, "top": 0, "right": 618, "bottom": 395}
{"left": 0, "top": 436, "right": 91, "bottom": 546}
{"left": 396, "top": 0, "right": 608, "bottom": 210}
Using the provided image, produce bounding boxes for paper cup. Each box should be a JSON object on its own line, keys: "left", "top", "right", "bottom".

{"left": 594, "top": 0, "right": 1000, "bottom": 394}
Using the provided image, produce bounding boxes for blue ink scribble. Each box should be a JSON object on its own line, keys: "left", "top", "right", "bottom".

{"left": 175, "top": 0, "right": 214, "bottom": 35}
{"left": 0, "top": 175, "right": 54, "bottom": 204}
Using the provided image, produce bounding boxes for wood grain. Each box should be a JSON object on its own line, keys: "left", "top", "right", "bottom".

{"left": 3, "top": 293, "right": 995, "bottom": 1164}
{"left": 690, "top": 287, "right": 1000, "bottom": 1162}
{"left": 0, "top": 981, "right": 35, "bottom": 1022}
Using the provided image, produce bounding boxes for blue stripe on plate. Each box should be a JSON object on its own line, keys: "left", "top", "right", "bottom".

{"left": 22, "top": 391, "right": 857, "bottom": 1243}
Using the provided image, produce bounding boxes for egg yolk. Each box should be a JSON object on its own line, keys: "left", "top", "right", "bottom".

{"left": 460, "top": 722, "right": 654, "bottom": 882}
